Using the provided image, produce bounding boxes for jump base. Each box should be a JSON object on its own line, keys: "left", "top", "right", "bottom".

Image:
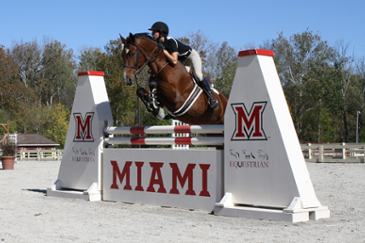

{"left": 47, "top": 181, "right": 101, "bottom": 202}
{"left": 214, "top": 193, "right": 330, "bottom": 222}
{"left": 214, "top": 205, "right": 330, "bottom": 223}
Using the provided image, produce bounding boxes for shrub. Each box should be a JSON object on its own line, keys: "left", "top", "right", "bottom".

{"left": 0, "top": 141, "right": 17, "bottom": 156}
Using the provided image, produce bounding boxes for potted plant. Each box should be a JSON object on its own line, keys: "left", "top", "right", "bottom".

{"left": 1, "top": 141, "right": 17, "bottom": 170}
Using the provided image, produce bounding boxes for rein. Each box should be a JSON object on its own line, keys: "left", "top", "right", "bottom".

{"left": 123, "top": 38, "right": 168, "bottom": 82}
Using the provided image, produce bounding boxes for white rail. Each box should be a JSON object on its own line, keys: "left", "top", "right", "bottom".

{"left": 17, "top": 149, "right": 63, "bottom": 161}
{"left": 12, "top": 144, "right": 365, "bottom": 163}
{"left": 104, "top": 124, "right": 224, "bottom": 135}
{"left": 301, "top": 143, "right": 365, "bottom": 163}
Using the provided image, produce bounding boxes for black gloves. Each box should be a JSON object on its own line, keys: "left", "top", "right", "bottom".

{"left": 158, "top": 42, "right": 165, "bottom": 51}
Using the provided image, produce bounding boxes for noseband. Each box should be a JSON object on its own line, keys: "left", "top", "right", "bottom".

{"left": 123, "top": 37, "right": 165, "bottom": 78}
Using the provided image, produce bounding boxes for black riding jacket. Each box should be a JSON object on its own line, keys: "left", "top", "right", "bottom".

{"left": 163, "top": 37, "right": 192, "bottom": 62}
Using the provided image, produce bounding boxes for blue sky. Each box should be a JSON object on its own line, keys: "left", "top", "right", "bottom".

{"left": 1, "top": 0, "right": 364, "bottom": 59}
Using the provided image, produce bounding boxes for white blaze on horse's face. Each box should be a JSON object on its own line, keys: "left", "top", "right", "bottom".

{"left": 123, "top": 69, "right": 127, "bottom": 81}
{"left": 123, "top": 47, "right": 130, "bottom": 83}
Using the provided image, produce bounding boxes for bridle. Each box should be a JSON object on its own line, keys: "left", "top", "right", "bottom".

{"left": 122, "top": 35, "right": 169, "bottom": 81}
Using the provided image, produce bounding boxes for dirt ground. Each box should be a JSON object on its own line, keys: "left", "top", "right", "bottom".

{"left": 0, "top": 160, "right": 364, "bottom": 242}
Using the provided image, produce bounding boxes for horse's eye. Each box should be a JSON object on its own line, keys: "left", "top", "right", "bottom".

{"left": 130, "top": 52, "right": 135, "bottom": 57}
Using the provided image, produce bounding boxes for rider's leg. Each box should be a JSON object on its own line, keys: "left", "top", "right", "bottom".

{"left": 198, "top": 77, "right": 219, "bottom": 110}
{"left": 187, "top": 49, "right": 219, "bottom": 110}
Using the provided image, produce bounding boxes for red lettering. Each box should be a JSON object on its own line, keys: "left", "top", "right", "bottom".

{"left": 232, "top": 102, "right": 267, "bottom": 140}
{"left": 110, "top": 161, "right": 211, "bottom": 197}
{"left": 169, "top": 163, "right": 196, "bottom": 195}
{"left": 110, "top": 160, "right": 132, "bottom": 190}
{"left": 146, "top": 162, "right": 167, "bottom": 193}
{"left": 74, "top": 112, "right": 94, "bottom": 141}
{"left": 199, "top": 164, "right": 211, "bottom": 197}
{"left": 135, "top": 161, "right": 144, "bottom": 191}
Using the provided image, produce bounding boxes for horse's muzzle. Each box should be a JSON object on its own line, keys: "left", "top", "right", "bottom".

{"left": 124, "top": 77, "right": 134, "bottom": 86}
{"left": 123, "top": 70, "right": 135, "bottom": 86}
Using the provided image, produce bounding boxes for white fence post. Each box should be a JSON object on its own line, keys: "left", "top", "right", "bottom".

{"left": 171, "top": 119, "right": 189, "bottom": 150}
{"left": 319, "top": 145, "right": 324, "bottom": 162}
{"left": 341, "top": 142, "right": 346, "bottom": 159}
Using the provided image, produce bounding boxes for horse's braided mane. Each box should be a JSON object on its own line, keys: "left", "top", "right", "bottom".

{"left": 126, "top": 33, "right": 156, "bottom": 45}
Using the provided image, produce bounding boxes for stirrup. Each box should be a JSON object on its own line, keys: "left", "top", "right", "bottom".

{"left": 209, "top": 97, "right": 219, "bottom": 111}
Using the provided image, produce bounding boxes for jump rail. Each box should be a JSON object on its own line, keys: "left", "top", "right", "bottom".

{"left": 104, "top": 124, "right": 224, "bottom": 135}
{"left": 104, "top": 136, "right": 224, "bottom": 146}
{"left": 104, "top": 124, "right": 224, "bottom": 146}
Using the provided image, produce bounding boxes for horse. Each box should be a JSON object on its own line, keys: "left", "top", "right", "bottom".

{"left": 120, "top": 33, "right": 228, "bottom": 125}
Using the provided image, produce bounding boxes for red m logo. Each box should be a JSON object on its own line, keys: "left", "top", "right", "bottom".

{"left": 231, "top": 102, "right": 267, "bottom": 140}
{"left": 73, "top": 112, "right": 94, "bottom": 142}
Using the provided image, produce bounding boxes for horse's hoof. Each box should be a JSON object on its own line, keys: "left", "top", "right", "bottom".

{"left": 163, "top": 114, "right": 173, "bottom": 120}
{"left": 153, "top": 107, "right": 165, "bottom": 120}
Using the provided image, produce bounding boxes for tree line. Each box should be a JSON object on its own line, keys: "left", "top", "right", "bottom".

{"left": 0, "top": 30, "right": 364, "bottom": 148}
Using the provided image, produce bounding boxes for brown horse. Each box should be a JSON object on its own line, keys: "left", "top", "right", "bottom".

{"left": 120, "top": 33, "right": 228, "bottom": 125}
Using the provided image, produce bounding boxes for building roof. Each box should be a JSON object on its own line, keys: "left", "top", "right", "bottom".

{"left": 16, "top": 134, "right": 59, "bottom": 146}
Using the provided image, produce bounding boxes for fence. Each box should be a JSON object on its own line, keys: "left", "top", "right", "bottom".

{"left": 12, "top": 144, "right": 365, "bottom": 163}
{"left": 301, "top": 143, "right": 365, "bottom": 163}
{"left": 17, "top": 149, "right": 63, "bottom": 161}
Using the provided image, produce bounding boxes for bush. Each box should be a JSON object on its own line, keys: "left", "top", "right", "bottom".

{"left": 0, "top": 141, "right": 17, "bottom": 156}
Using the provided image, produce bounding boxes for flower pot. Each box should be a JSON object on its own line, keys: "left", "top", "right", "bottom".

{"left": 1, "top": 156, "right": 16, "bottom": 170}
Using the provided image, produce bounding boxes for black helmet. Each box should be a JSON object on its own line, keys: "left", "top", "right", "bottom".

{"left": 149, "top": 22, "right": 169, "bottom": 36}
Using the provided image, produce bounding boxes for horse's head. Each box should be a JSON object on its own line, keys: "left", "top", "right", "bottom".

{"left": 120, "top": 33, "right": 142, "bottom": 85}
{"left": 120, "top": 33, "right": 160, "bottom": 86}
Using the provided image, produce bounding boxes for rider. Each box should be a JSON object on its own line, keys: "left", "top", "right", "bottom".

{"left": 148, "top": 21, "right": 219, "bottom": 110}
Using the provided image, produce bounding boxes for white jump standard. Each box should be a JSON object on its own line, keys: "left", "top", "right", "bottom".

{"left": 47, "top": 49, "right": 330, "bottom": 222}
{"left": 214, "top": 49, "right": 330, "bottom": 222}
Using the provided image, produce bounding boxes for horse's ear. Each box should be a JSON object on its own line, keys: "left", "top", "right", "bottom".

{"left": 119, "top": 33, "right": 127, "bottom": 44}
{"left": 129, "top": 33, "right": 135, "bottom": 43}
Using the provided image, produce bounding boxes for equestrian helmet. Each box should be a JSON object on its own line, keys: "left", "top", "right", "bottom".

{"left": 149, "top": 22, "right": 169, "bottom": 36}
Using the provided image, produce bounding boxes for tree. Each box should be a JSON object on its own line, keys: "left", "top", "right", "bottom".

{"left": 10, "top": 40, "right": 42, "bottom": 89}
{"left": 10, "top": 38, "right": 77, "bottom": 109}
{"left": 45, "top": 103, "right": 69, "bottom": 148}
{"left": 77, "top": 46, "right": 103, "bottom": 72}
{"left": 178, "top": 30, "right": 218, "bottom": 78}
{"left": 214, "top": 42, "right": 238, "bottom": 95}
{"left": 39, "top": 38, "right": 77, "bottom": 107}
{"left": 0, "top": 110, "right": 18, "bottom": 133}
{"left": 355, "top": 56, "right": 365, "bottom": 140}
{"left": 178, "top": 31, "right": 238, "bottom": 95}
{"left": 270, "top": 30, "right": 335, "bottom": 141}
{"left": 0, "top": 45, "right": 38, "bottom": 130}
{"left": 0, "top": 46, "right": 21, "bottom": 110}
{"left": 94, "top": 39, "right": 137, "bottom": 127}
{"left": 329, "top": 40, "right": 354, "bottom": 142}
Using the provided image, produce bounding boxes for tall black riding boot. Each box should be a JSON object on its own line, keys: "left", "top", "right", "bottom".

{"left": 199, "top": 78, "right": 219, "bottom": 110}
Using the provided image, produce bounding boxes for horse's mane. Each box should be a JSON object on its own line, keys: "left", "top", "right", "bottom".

{"left": 126, "top": 33, "right": 156, "bottom": 45}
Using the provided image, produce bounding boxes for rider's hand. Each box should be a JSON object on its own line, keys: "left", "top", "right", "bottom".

{"left": 158, "top": 42, "right": 165, "bottom": 51}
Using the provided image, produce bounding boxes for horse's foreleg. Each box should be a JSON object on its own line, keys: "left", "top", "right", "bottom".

{"left": 136, "top": 87, "right": 166, "bottom": 119}
{"left": 149, "top": 79, "right": 160, "bottom": 110}
{"left": 136, "top": 87, "right": 153, "bottom": 112}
